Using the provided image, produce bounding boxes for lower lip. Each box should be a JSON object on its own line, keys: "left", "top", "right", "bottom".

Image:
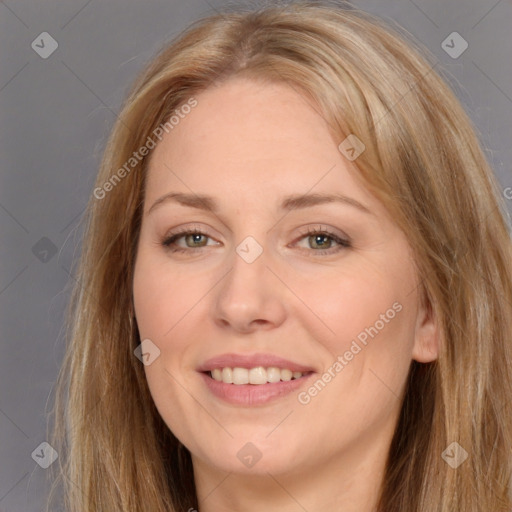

{"left": 199, "top": 372, "right": 314, "bottom": 406}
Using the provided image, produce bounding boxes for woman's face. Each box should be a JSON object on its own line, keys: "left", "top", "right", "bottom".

{"left": 133, "top": 77, "right": 438, "bottom": 480}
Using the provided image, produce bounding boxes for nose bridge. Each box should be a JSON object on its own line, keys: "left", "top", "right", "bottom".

{"left": 223, "top": 208, "right": 273, "bottom": 281}
{"left": 235, "top": 234, "right": 266, "bottom": 266}
{"left": 212, "top": 231, "right": 287, "bottom": 331}
{"left": 224, "top": 233, "right": 271, "bottom": 301}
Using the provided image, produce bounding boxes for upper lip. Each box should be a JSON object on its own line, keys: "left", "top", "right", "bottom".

{"left": 197, "top": 353, "right": 316, "bottom": 373}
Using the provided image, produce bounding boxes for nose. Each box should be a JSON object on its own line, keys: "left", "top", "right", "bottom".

{"left": 211, "top": 240, "right": 287, "bottom": 334}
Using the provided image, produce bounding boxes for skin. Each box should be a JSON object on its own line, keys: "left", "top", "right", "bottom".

{"left": 132, "top": 77, "right": 439, "bottom": 512}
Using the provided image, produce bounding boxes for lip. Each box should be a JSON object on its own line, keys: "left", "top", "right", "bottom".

{"left": 197, "top": 353, "right": 316, "bottom": 373}
{"left": 199, "top": 372, "right": 315, "bottom": 406}
{"left": 197, "top": 353, "right": 316, "bottom": 406}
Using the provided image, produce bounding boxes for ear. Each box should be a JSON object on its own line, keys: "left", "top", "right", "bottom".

{"left": 411, "top": 290, "right": 439, "bottom": 363}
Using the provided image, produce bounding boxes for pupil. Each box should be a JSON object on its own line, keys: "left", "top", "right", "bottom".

{"left": 189, "top": 234, "right": 203, "bottom": 246}
{"left": 314, "top": 235, "right": 329, "bottom": 248}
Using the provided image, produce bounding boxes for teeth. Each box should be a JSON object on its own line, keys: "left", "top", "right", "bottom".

{"left": 281, "top": 369, "right": 292, "bottom": 381}
{"left": 232, "top": 367, "right": 249, "bottom": 385}
{"left": 267, "top": 367, "right": 281, "bottom": 383}
{"left": 209, "top": 366, "right": 305, "bottom": 385}
{"left": 249, "top": 367, "right": 267, "bottom": 384}
{"left": 221, "top": 367, "right": 233, "bottom": 384}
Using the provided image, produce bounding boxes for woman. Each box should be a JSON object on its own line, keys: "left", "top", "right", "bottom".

{"left": 49, "top": 1, "right": 512, "bottom": 511}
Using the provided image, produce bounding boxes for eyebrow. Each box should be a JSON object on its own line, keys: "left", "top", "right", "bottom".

{"left": 147, "top": 191, "right": 373, "bottom": 216}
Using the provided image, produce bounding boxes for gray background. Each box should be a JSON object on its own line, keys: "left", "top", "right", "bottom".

{"left": 0, "top": 0, "right": 511, "bottom": 510}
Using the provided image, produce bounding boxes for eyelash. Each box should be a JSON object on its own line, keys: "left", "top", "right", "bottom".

{"left": 161, "top": 225, "right": 351, "bottom": 256}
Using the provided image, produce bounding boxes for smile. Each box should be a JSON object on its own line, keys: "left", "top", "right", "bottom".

{"left": 209, "top": 366, "right": 307, "bottom": 384}
{"left": 197, "top": 353, "right": 316, "bottom": 405}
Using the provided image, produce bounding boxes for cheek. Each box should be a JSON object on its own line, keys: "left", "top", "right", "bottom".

{"left": 133, "top": 251, "right": 207, "bottom": 342}
{"left": 294, "top": 267, "right": 408, "bottom": 351}
{"left": 133, "top": 255, "right": 208, "bottom": 445}
{"left": 291, "top": 257, "right": 417, "bottom": 406}
{"left": 296, "top": 274, "right": 416, "bottom": 437}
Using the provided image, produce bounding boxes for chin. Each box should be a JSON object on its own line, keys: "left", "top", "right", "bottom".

{"left": 192, "top": 436, "right": 306, "bottom": 476}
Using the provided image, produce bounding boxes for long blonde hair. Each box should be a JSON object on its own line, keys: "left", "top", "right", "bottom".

{"left": 48, "top": 2, "right": 512, "bottom": 510}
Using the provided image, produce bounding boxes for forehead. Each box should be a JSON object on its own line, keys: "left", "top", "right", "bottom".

{"left": 145, "top": 77, "right": 380, "bottom": 214}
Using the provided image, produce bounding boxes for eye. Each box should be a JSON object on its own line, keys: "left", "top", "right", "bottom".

{"left": 292, "top": 226, "right": 351, "bottom": 255}
{"left": 161, "top": 226, "right": 219, "bottom": 253}
{"left": 160, "top": 224, "right": 351, "bottom": 255}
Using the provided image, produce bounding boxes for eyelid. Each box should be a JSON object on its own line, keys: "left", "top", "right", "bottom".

{"left": 295, "top": 224, "right": 349, "bottom": 243}
{"left": 161, "top": 223, "right": 219, "bottom": 248}
{"left": 162, "top": 223, "right": 348, "bottom": 241}
{"left": 163, "top": 223, "right": 216, "bottom": 239}
{"left": 290, "top": 224, "right": 351, "bottom": 255}
{"left": 161, "top": 222, "right": 351, "bottom": 256}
